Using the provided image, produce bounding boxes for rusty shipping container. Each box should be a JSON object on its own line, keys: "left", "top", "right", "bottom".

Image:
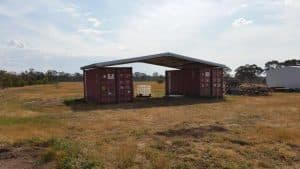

{"left": 211, "top": 68, "right": 223, "bottom": 97}
{"left": 116, "top": 68, "right": 134, "bottom": 103}
{"left": 165, "top": 70, "right": 184, "bottom": 95}
{"left": 84, "top": 68, "right": 98, "bottom": 102}
{"left": 199, "top": 68, "right": 212, "bottom": 97}
{"left": 165, "top": 66, "right": 224, "bottom": 98}
{"left": 84, "top": 67, "right": 133, "bottom": 104}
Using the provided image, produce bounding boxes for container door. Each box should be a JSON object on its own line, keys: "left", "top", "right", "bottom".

{"left": 212, "top": 68, "right": 223, "bottom": 97}
{"left": 85, "top": 69, "right": 98, "bottom": 102}
{"left": 199, "top": 68, "right": 211, "bottom": 97}
{"left": 116, "top": 68, "right": 133, "bottom": 103}
{"left": 166, "top": 70, "right": 184, "bottom": 95}
{"left": 99, "top": 69, "right": 116, "bottom": 104}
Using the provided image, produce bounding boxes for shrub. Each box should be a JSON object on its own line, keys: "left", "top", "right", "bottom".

{"left": 40, "top": 149, "right": 56, "bottom": 164}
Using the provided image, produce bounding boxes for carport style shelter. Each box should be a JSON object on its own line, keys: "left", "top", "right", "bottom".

{"left": 81, "top": 52, "right": 227, "bottom": 104}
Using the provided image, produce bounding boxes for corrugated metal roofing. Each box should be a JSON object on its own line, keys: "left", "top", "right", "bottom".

{"left": 81, "top": 52, "right": 227, "bottom": 70}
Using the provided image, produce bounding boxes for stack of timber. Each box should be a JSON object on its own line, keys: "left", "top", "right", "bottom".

{"left": 239, "top": 83, "right": 271, "bottom": 96}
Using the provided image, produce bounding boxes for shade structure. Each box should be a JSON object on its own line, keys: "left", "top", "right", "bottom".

{"left": 81, "top": 52, "right": 227, "bottom": 70}
{"left": 81, "top": 52, "right": 227, "bottom": 104}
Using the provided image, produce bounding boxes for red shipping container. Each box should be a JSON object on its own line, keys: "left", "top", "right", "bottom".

{"left": 165, "top": 70, "right": 184, "bottom": 95}
{"left": 199, "top": 68, "right": 212, "bottom": 97}
{"left": 98, "top": 68, "right": 117, "bottom": 104}
{"left": 84, "top": 68, "right": 98, "bottom": 102}
{"left": 211, "top": 68, "right": 223, "bottom": 97}
{"left": 84, "top": 67, "right": 133, "bottom": 104}
{"left": 116, "top": 68, "right": 133, "bottom": 103}
{"left": 166, "top": 66, "right": 224, "bottom": 98}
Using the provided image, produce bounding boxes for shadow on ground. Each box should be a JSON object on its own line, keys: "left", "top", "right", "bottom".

{"left": 156, "top": 125, "right": 228, "bottom": 138}
{"left": 64, "top": 97, "right": 225, "bottom": 112}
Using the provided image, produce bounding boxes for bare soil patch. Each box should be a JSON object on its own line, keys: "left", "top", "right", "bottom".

{"left": 0, "top": 145, "right": 50, "bottom": 169}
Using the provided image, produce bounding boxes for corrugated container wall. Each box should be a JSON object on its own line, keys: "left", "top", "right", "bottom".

{"left": 84, "top": 67, "right": 133, "bottom": 104}
{"left": 166, "top": 65, "right": 224, "bottom": 98}
{"left": 165, "top": 70, "right": 184, "bottom": 95}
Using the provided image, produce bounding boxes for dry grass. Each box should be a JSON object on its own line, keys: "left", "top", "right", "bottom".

{"left": 0, "top": 82, "right": 300, "bottom": 168}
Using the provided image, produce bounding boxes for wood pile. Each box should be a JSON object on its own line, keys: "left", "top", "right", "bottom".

{"left": 239, "top": 83, "right": 271, "bottom": 96}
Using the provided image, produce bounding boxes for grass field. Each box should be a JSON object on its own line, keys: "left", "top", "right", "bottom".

{"left": 0, "top": 82, "right": 300, "bottom": 169}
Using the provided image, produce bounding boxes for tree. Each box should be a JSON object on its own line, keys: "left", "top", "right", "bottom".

{"left": 235, "top": 64, "right": 264, "bottom": 83}
{"left": 0, "top": 70, "right": 7, "bottom": 88}
{"left": 0, "top": 69, "right": 83, "bottom": 88}
{"left": 265, "top": 59, "right": 300, "bottom": 70}
{"left": 152, "top": 72, "right": 159, "bottom": 77}
{"left": 282, "top": 59, "right": 300, "bottom": 66}
{"left": 265, "top": 60, "right": 281, "bottom": 70}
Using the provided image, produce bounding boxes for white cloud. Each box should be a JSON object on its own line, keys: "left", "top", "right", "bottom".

{"left": 77, "top": 28, "right": 104, "bottom": 35}
{"left": 284, "top": 0, "right": 294, "bottom": 6}
{"left": 60, "top": 6, "right": 81, "bottom": 17}
{"left": 241, "top": 4, "right": 248, "bottom": 8}
{"left": 87, "top": 17, "right": 101, "bottom": 27}
{"left": 61, "top": 7, "right": 76, "bottom": 13}
{"left": 227, "top": 3, "right": 248, "bottom": 15}
{"left": 116, "top": 0, "right": 227, "bottom": 54}
{"left": 1, "top": 0, "right": 300, "bottom": 73}
{"left": 232, "top": 18, "right": 253, "bottom": 27}
{"left": 5, "top": 40, "right": 25, "bottom": 48}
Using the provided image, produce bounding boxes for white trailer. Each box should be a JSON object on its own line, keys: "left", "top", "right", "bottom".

{"left": 266, "top": 66, "right": 300, "bottom": 89}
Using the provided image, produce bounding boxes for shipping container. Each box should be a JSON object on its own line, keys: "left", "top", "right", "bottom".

{"left": 116, "top": 68, "right": 133, "bottom": 103}
{"left": 84, "top": 67, "right": 133, "bottom": 104}
{"left": 99, "top": 68, "right": 117, "bottom": 104}
{"left": 165, "top": 66, "right": 224, "bottom": 98}
{"left": 84, "top": 68, "right": 98, "bottom": 102}
{"left": 211, "top": 68, "right": 223, "bottom": 97}
{"left": 166, "top": 70, "right": 184, "bottom": 95}
{"left": 199, "top": 68, "right": 212, "bottom": 97}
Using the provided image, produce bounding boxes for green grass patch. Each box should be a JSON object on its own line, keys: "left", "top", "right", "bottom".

{"left": 47, "top": 137, "right": 104, "bottom": 169}
{"left": 0, "top": 115, "right": 57, "bottom": 126}
{"left": 15, "top": 137, "right": 104, "bottom": 169}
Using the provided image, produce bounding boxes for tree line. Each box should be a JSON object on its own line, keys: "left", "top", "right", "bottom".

{"left": 0, "top": 69, "right": 165, "bottom": 89}
{"left": 229, "top": 59, "right": 300, "bottom": 85}
{"left": 1, "top": 59, "right": 299, "bottom": 89}
{"left": 0, "top": 69, "right": 82, "bottom": 89}
{"left": 133, "top": 72, "right": 164, "bottom": 83}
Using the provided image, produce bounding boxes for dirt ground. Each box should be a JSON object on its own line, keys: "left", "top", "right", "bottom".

{"left": 0, "top": 82, "right": 299, "bottom": 169}
{"left": 0, "top": 144, "right": 52, "bottom": 169}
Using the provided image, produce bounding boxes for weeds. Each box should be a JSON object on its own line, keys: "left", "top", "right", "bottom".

{"left": 151, "top": 140, "right": 167, "bottom": 151}
{"left": 1, "top": 83, "right": 300, "bottom": 169}
{"left": 15, "top": 137, "right": 104, "bottom": 169}
{"left": 0, "top": 115, "right": 56, "bottom": 126}
{"left": 172, "top": 140, "right": 190, "bottom": 147}
{"left": 129, "top": 129, "right": 149, "bottom": 139}
{"left": 144, "top": 149, "right": 170, "bottom": 169}
{"left": 39, "top": 149, "right": 56, "bottom": 163}
{"left": 114, "top": 141, "right": 137, "bottom": 169}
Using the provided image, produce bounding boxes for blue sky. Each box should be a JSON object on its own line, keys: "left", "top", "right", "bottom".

{"left": 0, "top": 0, "right": 299, "bottom": 74}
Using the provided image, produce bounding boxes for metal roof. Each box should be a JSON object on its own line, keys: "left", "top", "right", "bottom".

{"left": 81, "top": 52, "right": 227, "bottom": 70}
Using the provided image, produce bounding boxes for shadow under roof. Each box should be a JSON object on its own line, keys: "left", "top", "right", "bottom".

{"left": 81, "top": 52, "right": 227, "bottom": 70}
